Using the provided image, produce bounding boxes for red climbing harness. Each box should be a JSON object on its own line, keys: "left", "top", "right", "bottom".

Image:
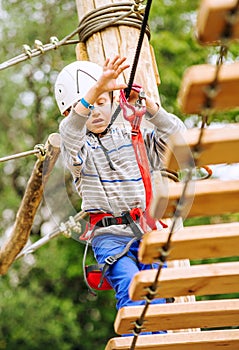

{"left": 82, "top": 85, "right": 167, "bottom": 294}
{"left": 120, "top": 84, "right": 158, "bottom": 230}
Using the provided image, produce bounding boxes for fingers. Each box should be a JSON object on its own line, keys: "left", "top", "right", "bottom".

{"left": 112, "top": 83, "right": 128, "bottom": 91}
{"left": 104, "top": 55, "right": 130, "bottom": 73}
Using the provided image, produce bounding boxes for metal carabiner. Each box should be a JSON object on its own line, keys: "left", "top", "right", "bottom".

{"left": 119, "top": 85, "right": 146, "bottom": 130}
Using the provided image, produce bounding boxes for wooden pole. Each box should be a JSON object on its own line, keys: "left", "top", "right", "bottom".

{"left": 0, "top": 133, "right": 61, "bottom": 275}
{"left": 75, "top": 0, "right": 160, "bottom": 127}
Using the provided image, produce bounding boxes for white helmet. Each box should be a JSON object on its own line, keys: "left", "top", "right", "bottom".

{"left": 54, "top": 61, "right": 103, "bottom": 114}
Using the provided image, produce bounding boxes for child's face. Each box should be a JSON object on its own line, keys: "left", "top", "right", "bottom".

{"left": 86, "top": 92, "right": 112, "bottom": 134}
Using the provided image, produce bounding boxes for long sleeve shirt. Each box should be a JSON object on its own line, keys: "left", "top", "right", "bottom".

{"left": 59, "top": 106, "right": 186, "bottom": 238}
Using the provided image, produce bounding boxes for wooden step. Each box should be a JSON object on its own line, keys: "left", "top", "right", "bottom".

{"left": 151, "top": 179, "right": 239, "bottom": 219}
{"left": 105, "top": 329, "right": 239, "bottom": 350}
{"left": 197, "top": 0, "right": 239, "bottom": 44}
{"left": 138, "top": 222, "right": 239, "bottom": 264}
{"left": 164, "top": 124, "right": 239, "bottom": 171}
{"left": 177, "top": 62, "right": 239, "bottom": 114}
{"left": 114, "top": 299, "right": 239, "bottom": 334}
{"left": 129, "top": 261, "right": 239, "bottom": 300}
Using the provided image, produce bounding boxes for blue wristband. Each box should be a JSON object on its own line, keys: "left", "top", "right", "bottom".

{"left": 80, "top": 97, "right": 94, "bottom": 110}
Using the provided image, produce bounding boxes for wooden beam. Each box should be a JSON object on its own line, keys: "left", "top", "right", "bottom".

{"left": 164, "top": 124, "right": 239, "bottom": 171}
{"left": 177, "top": 62, "right": 239, "bottom": 114}
{"left": 105, "top": 329, "right": 239, "bottom": 350}
{"left": 114, "top": 299, "right": 239, "bottom": 334}
{"left": 0, "top": 133, "right": 61, "bottom": 275}
{"left": 197, "top": 0, "right": 239, "bottom": 45}
{"left": 138, "top": 222, "right": 239, "bottom": 263}
{"left": 151, "top": 179, "right": 239, "bottom": 219}
{"left": 129, "top": 261, "right": 239, "bottom": 300}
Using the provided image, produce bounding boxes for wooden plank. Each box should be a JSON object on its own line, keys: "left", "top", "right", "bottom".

{"left": 138, "top": 222, "right": 239, "bottom": 264}
{"left": 197, "top": 0, "right": 239, "bottom": 44}
{"left": 105, "top": 329, "right": 239, "bottom": 350}
{"left": 129, "top": 261, "right": 239, "bottom": 300}
{"left": 177, "top": 62, "right": 239, "bottom": 114}
{"left": 151, "top": 179, "right": 239, "bottom": 219}
{"left": 164, "top": 124, "right": 239, "bottom": 171}
{"left": 114, "top": 299, "right": 239, "bottom": 334}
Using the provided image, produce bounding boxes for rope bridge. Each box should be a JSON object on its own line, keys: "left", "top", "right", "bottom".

{"left": 105, "top": 0, "right": 239, "bottom": 348}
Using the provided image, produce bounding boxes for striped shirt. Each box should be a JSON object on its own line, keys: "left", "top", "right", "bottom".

{"left": 59, "top": 106, "right": 186, "bottom": 237}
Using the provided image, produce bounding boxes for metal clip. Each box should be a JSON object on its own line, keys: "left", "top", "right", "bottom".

{"left": 68, "top": 216, "right": 81, "bottom": 234}
{"left": 34, "top": 144, "right": 46, "bottom": 161}
{"left": 132, "top": 0, "right": 146, "bottom": 14}
{"left": 23, "top": 44, "right": 32, "bottom": 58}
{"left": 50, "top": 36, "right": 59, "bottom": 48}
{"left": 59, "top": 222, "right": 71, "bottom": 238}
{"left": 105, "top": 256, "right": 117, "bottom": 265}
{"left": 34, "top": 40, "right": 44, "bottom": 53}
{"left": 135, "top": 88, "right": 146, "bottom": 108}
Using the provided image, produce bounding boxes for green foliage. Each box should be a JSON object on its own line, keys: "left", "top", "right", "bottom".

{"left": 0, "top": 238, "right": 116, "bottom": 350}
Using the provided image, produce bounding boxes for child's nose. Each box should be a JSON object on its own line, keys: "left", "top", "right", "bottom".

{"left": 92, "top": 108, "right": 100, "bottom": 117}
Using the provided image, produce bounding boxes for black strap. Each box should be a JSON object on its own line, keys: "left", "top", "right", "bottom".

{"left": 83, "top": 210, "right": 145, "bottom": 293}
{"left": 122, "top": 211, "right": 144, "bottom": 239}
{"left": 94, "top": 211, "right": 144, "bottom": 239}
{"left": 85, "top": 264, "right": 104, "bottom": 274}
{"left": 98, "top": 236, "right": 138, "bottom": 288}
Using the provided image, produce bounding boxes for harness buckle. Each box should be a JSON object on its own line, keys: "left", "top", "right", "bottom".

{"left": 101, "top": 216, "right": 123, "bottom": 226}
{"left": 105, "top": 255, "right": 117, "bottom": 265}
{"left": 131, "top": 129, "right": 139, "bottom": 136}
{"left": 101, "top": 216, "right": 113, "bottom": 227}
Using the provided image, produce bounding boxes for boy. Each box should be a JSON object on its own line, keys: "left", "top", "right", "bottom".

{"left": 55, "top": 55, "right": 186, "bottom": 311}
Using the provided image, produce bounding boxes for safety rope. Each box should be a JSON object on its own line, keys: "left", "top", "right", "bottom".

{"left": 0, "top": 35, "right": 79, "bottom": 71}
{"left": 202, "top": 45, "right": 228, "bottom": 113}
{"left": 0, "top": 144, "right": 46, "bottom": 163}
{"left": 15, "top": 211, "right": 87, "bottom": 260}
{"left": 128, "top": 44, "right": 227, "bottom": 350}
{"left": 222, "top": 0, "right": 239, "bottom": 40}
{"left": 110, "top": 0, "right": 153, "bottom": 126}
{"left": 0, "top": 1, "right": 147, "bottom": 72}
{"left": 78, "top": 1, "right": 150, "bottom": 43}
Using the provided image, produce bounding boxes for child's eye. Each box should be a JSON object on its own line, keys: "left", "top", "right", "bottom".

{"left": 97, "top": 100, "right": 106, "bottom": 106}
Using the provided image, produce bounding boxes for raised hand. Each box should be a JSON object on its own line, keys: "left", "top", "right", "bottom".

{"left": 97, "top": 55, "right": 130, "bottom": 93}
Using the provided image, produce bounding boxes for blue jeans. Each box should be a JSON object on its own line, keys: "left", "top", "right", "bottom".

{"left": 92, "top": 234, "right": 167, "bottom": 335}
{"left": 92, "top": 234, "right": 166, "bottom": 310}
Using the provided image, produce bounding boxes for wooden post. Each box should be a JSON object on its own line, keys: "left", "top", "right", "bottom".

{"left": 75, "top": 0, "right": 160, "bottom": 100}
{"left": 75, "top": 0, "right": 161, "bottom": 128}
{"left": 0, "top": 133, "right": 61, "bottom": 275}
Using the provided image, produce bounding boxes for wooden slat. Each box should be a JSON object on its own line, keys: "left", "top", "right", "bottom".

{"left": 164, "top": 124, "right": 239, "bottom": 171}
{"left": 151, "top": 179, "right": 239, "bottom": 219}
{"left": 129, "top": 261, "right": 239, "bottom": 300}
{"left": 197, "top": 0, "right": 239, "bottom": 44}
{"left": 177, "top": 62, "right": 239, "bottom": 114}
{"left": 114, "top": 299, "right": 239, "bottom": 334}
{"left": 105, "top": 329, "right": 239, "bottom": 350}
{"left": 138, "top": 222, "right": 239, "bottom": 264}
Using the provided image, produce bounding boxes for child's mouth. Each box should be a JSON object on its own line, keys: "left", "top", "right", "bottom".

{"left": 92, "top": 118, "right": 104, "bottom": 124}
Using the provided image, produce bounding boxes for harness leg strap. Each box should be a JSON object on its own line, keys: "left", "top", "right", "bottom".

{"left": 98, "top": 236, "right": 138, "bottom": 288}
